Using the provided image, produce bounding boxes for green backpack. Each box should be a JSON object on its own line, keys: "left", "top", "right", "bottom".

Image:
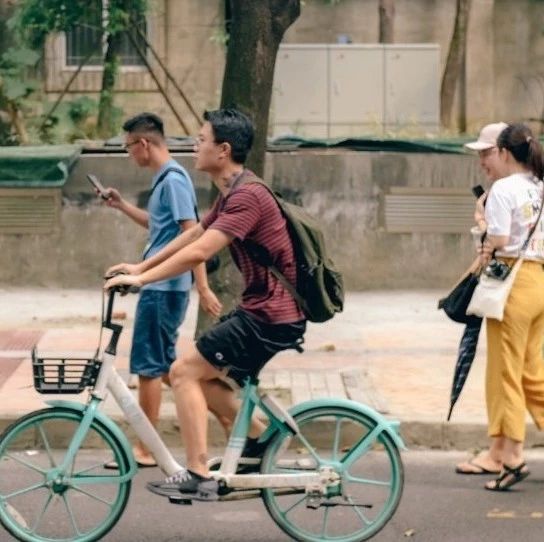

{"left": 244, "top": 181, "right": 345, "bottom": 323}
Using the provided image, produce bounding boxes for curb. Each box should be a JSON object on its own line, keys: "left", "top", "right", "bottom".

{"left": 2, "top": 412, "right": 544, "bottom": 451}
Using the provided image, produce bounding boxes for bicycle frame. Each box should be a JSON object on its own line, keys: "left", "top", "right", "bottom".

{"left": 214, "top": 380, "right": 327, "bottom": 490}
{"left": 47, "top": 289, "right": 404, "bottom": 493}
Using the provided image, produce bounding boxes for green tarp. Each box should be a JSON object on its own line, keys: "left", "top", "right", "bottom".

{"left": 0, "top": 145, "right": 82, "bottom": 187}
{"left": 268, "top": 135, "right": 473, "bottom": 154}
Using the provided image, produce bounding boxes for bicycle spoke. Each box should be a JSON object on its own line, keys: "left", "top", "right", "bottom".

{"left": 282, "top": 493, "right": 307, "bottom": 516}
{"left": 346, "top": 473, "right": 392, "bottom": 487}
{"left": 5, "top": 452, "right": 47, "bottom": 475}
{"left": 346, "top": 494, "right": 372, "bottom": 526}
{"left": 70, "top": 484, "right": 114, "bottom": 506}
{"left": 321, "top": 504, "right": 331, "bottom": 538}
{"left": 341, "top": 424, "right": 382, "bottom": 469}
{"left": 74, "top": 461, "right": 110, "bottom": 476}
{"left": 293, "top": 433, "right": 321, "bottom": 465}
{"left": 68, "top": 474, "right": 124, "bottom": 485}
{"left": 31, "top": 492, "right": 54, "bottom": 534}
{"left": 3, "top": 481, "right": 46, "bottom": 500}
{"left": 36, "top": 422, "right": 56, "bottom": 468}
{"left": 62, "top": 493, "right": 82, "bottom": 537}
{"left": 332, "top": 417, "right": 342, "bottom": 461}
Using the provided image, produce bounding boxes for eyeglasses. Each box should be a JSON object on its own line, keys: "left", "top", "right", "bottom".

{"left": 123, "top": 139, "right": 142, "bottom": 150}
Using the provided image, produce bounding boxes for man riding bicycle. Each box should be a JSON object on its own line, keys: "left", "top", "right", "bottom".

{"left": 105, "top": 108, "right": 307, "bottom": 500}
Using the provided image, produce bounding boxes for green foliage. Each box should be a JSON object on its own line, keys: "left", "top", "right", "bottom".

{"left": 106, "top": 0, "right": 148, "bottom": 34}
{"left": 10, "top": 0, "right": 148, "bottom": 49}
{"left": 68, "top": 96, "right": 97, "bottom": 125}
{"left": 2, "top": 48, "right": 40, "bottom": 67}
{"left": 0, "top": 46, "right": 40, "bottom": 104}
{"left": 8, "top": 1, "right": 96, "bottom": 49}
{"left": 8, "top": 0, "right": 147, "bottom": 142}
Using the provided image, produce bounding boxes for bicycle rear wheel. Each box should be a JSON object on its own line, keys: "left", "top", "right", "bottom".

{"left": 261, "top": 406, "right": 403, "bottom": 542}
{"left": 0, "top": 407, "right": 132, "bottom": 542}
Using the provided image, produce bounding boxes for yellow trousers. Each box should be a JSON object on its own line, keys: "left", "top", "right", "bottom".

{"left": 486, "top": 259, "right": 544, "bottom": 442}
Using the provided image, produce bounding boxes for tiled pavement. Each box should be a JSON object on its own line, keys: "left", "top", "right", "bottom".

{"left": 1, "top": 287, "right": 543, "bottom": 450}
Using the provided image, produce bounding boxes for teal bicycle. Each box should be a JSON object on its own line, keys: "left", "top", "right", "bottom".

{"left": 0, "top": 287, "right": 405, "bottom": 542}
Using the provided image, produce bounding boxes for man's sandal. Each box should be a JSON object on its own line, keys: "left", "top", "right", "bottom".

{"left": 485, "top": 462, "right": 530, "bottom": 492}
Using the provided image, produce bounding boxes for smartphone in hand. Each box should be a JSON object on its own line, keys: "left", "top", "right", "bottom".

{"left": 471, "top": 184, "right": 485, "bottom": 199}
{"left": 87, "top": 174, "right": 110, "bottom": 200}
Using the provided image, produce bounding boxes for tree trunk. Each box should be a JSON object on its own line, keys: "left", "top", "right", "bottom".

{"left": 457, "top": 51, "right": 467, "bottom": 133}
{"left": 97, "top": 31, "right": 122, "bottom": 138}
{"left": 220, "top": 0, "right": 300, "bottom": 176}
{"left": 378, "top": 0, "right": 395, "bottom": 43}
{"left": 195, "top": 0, "right": 301, "bottom": 339}
{"left": 440, "top": 0, "right": 471, "bottom": 130}
{"left": 7, "top": 102, "right": 29, "bottom": 144}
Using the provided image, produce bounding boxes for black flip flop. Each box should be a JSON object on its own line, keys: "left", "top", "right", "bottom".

{"left": 455, "top": 458, "right": 501, "bottom": 475}
{"left": 485, "top": 462, "right": 530, "bottom": 491}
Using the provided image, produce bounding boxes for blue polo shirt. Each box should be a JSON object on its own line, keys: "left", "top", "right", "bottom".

{"left": 143, "top": 160, "right": 197, "bottom": 292}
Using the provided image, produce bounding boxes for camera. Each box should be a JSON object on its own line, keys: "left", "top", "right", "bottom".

{"left": 484, "top": 259, "right": 511, "bottom": 280}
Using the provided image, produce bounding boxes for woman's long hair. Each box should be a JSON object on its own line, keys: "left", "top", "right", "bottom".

{"left": 497, "top": 123, "right": 544, "bottom": 180}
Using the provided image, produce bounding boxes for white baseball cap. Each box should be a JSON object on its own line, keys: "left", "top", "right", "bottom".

{"left": 465, "top": 122, "right": 508, "bottom": 151}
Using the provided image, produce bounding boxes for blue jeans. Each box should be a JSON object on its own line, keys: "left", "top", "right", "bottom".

{"left": 130, "top": 289, "right": 189, "bottom": 378}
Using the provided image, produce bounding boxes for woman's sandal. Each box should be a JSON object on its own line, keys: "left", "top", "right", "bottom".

{"left": 455, "top": 457, "right": 501, "bottom": 475}
{"left": 485, "top": 462, "right": 530, "bottom": 492}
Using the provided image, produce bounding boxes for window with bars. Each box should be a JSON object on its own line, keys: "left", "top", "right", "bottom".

{"left": 65, "top": 1, "right": 147, "bottom": 67}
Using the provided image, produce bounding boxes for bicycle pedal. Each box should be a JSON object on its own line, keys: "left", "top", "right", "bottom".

{"left": 168, "top": 495, "right": 193, "bottom": 505}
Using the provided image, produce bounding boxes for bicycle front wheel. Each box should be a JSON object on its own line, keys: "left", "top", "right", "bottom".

{"left": 0, "top": 407, "right": 132, "bottom": 542}
{"left": 261, "top": 406, "right": 404, "bottom": 542}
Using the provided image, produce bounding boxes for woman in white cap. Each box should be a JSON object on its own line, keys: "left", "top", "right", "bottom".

{"left": 478, "top": 123, "right": 544, "bottom": 491}
{"left": 455, "top": 122, "right": 510, "bottom": 476}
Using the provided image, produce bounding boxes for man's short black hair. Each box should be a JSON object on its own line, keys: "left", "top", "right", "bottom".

{"left": 203, "top": 108, "right": 254, "bottom": 164}
{"left": 122, "top": 112, "right": 164, "bottom": 138}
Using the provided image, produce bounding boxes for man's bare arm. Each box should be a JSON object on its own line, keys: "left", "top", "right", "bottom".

{"left": 179, "top": 220, "right": 222, "bottom": 317}
{"left": 141, "top": 223, "right": 205, "bottom": 272}
{"left": 106, "top": 222, "right": 204, "bottom": 277}
{"left": 140, "top": 229, "right": 231, "bottom": 285}
{"left": 104, "top": 229, "right": 232, "bottom": 291}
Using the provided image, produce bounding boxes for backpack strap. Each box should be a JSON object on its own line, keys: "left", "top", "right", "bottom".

{"left": 239, "top": 180, "right": 309, "bottom": 313}
{"left": 149, "top": 166, "right": 200, "bottom": 218}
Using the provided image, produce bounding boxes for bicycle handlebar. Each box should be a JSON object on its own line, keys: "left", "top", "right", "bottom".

{"left": 102, "top": 275, "right": 140, "bottom": 329}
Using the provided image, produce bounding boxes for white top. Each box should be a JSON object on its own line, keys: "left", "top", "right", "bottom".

{"left": 485, "top": 172, "right": 544, "bottom": 260}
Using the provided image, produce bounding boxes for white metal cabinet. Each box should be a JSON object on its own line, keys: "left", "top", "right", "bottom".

{"left": 271, "top": 43, "right": 440, "bottom": 137}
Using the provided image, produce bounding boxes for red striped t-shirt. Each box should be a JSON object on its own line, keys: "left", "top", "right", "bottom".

{"left": 201, "top": 173, "right": 304, "bottom": 324}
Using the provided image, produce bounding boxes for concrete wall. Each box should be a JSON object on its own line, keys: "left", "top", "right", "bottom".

{"left": 0, "top": 150, "right": 484, "bottom": 289}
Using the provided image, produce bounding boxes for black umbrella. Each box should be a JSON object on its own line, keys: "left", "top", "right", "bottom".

{"left": 447, "top": 318, "right": 483, "bottom": 421}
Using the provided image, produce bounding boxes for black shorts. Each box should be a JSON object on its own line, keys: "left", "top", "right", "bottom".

{"left": 196, "top": 309, "right": 306, "bottom": 386}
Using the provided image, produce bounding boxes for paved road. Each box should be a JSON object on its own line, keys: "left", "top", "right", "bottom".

{"left": 2, "top": 450, "right": 544, "bottom": 542}
{"left": 107, "top": 450, "right": 544, "bottom": 542}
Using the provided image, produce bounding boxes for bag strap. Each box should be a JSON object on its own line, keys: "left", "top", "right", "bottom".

{"left": 232, "top": 177, "right": 308, "bottom": 312}
{"left": 143, "top": 166, "right": 199, "bottom": 260}
{"left": 149, "top": 166, "right": 200, "bottom": 218}
{"left": 520, "top": 184, "right": 544, "bottom": 254}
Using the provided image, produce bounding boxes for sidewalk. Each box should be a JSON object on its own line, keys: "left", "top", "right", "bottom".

{"left": 1, "top": 287, "right": 543, "bottom": 450}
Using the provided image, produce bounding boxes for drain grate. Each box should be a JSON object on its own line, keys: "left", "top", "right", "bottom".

{"left": 0, "top": 330, "right": 43, "bottom": 351}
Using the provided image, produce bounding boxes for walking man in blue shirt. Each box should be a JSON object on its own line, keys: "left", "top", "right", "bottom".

{"left": 102, "top": 113, "right": 222, "bottom": 467}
